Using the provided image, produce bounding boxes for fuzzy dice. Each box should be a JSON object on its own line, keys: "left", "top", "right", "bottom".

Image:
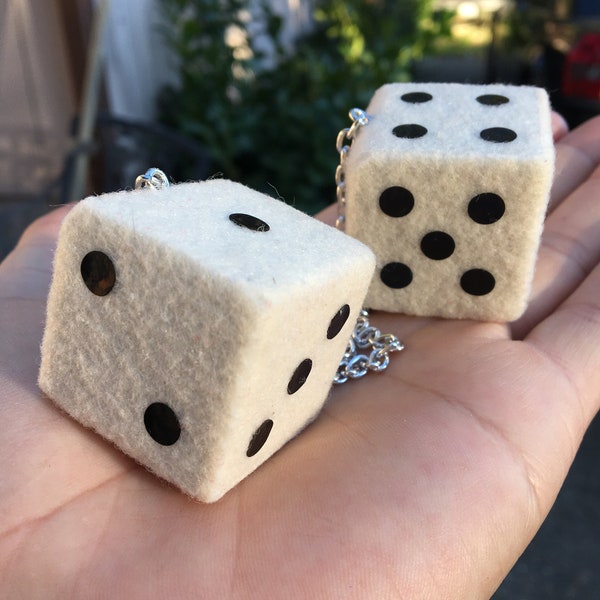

{"left": 344, "top": 82, "right": 555, "bottom": 321}
{"left": 39, "top": 179, "right": 375, "bottom": 502}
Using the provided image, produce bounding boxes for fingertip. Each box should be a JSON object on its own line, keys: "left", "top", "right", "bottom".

{"left": 17, "top": 203, "right": 75, "bottom": 249}
{"left": 551, "top": 112, "right": 569, "bottom": 142}
{"left": 315, "top": 203, "right": 338, "bottom": 227}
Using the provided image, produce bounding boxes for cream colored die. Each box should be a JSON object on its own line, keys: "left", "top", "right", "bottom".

{"left": 345, "top": 82, "right": 554, "bottom": 321}
{"left": 39, "top": 179, "right": 375, "bottom": 502}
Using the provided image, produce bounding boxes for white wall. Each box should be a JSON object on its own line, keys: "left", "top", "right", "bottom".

{"left": 101, "top": 0, "right": 177, "bottom": 120}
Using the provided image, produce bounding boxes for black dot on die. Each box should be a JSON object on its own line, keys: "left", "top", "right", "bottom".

{"left": 420, "top": 231, "right": 455, "bottom": 260}
{"left": 379, "top": 186, "right": 414, "bottom": 217}
{"left": 229, "top": 213, "right": 270, "bottom": 232}
{"left": 468, "top": 193, "right": 506, "bottom": 224}
{"left": 392, "top": 124, "right": 428, "bottom": 139}
{"left": 401, "top": 92, "right": 433, "bottom": 104}
{"left": 460, "top": 269, "right": 496, "bottom": 296}
{"left": 327, "top": 304, "right": 350, "bottom": 340}
{"left": 144, "top": 402, "right": 181, "bottom": 446}
{"left": 476, "top": 94, "right": 510, "bottom": 106}
{"left": 287, "top": 359, "right": 313, "bottom": 394}
{"left": 81, "top": 251, "right": 116, "bottom": 296}
{"left": 380, "top": 262, "right": 413, "bottom": 289}
{"left": 480, "top": 127, "right": 517, "bottom": 143}
{"left": 246, "top": 419, "right": 274, "bottom": 457}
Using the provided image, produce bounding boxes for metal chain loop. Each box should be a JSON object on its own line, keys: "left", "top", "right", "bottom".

{"left": 335, "top": 108, "right": 371, "bottom": 231}
{"left": 334, "top": 310, "right": 404, "bottom": 385}
{"left": 135, "top": 168, "right": 170, "bottom": 190}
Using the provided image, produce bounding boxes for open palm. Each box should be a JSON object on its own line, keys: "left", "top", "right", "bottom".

{"left": 1, "top": 114, "right": 599, "bottom": 599}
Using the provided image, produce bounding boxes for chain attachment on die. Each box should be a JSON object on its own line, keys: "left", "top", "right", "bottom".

{"left": 333, "top": 109, "right": 404, "bottom": 384}
{"left": 135, "top": 168, "right": 170, "bottom": 191}
{"left": 335, "top": 108, "right": 371, "bottom": 231}
{"left": 333, "top": 310, "right": 404, "bottom": 384}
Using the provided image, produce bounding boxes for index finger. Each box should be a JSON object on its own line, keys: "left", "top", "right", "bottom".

{"left": 512, "top": 116, "right": 600, "bottom": 338}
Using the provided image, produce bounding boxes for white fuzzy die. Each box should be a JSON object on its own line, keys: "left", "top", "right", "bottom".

{"left": 39, "top": 179, "right": 375, "bottom": 502}
{"left": 344, "top": 82, "right": 555, "bottom": 321}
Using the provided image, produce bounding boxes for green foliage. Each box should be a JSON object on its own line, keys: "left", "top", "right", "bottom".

{"left": 158, "top": 0, "right": 451, "bottom": 214}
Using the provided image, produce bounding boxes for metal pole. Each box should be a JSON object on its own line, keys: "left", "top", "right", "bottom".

{"left": 67, "top": 0, "right": 111, "bottom": 203}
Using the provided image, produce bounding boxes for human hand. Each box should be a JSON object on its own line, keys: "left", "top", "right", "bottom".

{"left": 1, "top": 113, "right": 599, "bottom": 599}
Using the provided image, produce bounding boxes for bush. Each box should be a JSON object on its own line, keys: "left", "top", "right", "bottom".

{"left": 158, "top": 0, "right": 451, "bottom": 214}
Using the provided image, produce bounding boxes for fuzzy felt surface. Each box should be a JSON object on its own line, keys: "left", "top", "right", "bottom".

{"left": 345, "top": 82, "right": 555, "bottom": 321}
{"left": 39, "top": 179, "right": 375, "bottom": 502}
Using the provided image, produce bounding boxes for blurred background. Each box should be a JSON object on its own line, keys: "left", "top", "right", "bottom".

{"left": 1, "top": 1, "right": 600, "bottom": 595}
{"left": 2, "top": 0, "right": 600, "bottom": 259}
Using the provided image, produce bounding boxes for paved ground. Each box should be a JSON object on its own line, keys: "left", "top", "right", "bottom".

{"left": 2, "top": 201, "right": 599, "bottom": 599}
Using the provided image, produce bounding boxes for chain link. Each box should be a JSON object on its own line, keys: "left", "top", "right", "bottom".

{"left": 332, "top": 109, "right": 404, "bottom": 384}
{"left": 335, "top": 108, "right": 371, "bottom": 231}
{"left": 334, "top": 310, "right": 404, "bottom": 384}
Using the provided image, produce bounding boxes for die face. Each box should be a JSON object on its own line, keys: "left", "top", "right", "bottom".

{"left": 363, "top": 82, "right": 552, "bottom": 161}
{"left": 40, "top": 180, "right": 375, "bottom": 502}
{"left": 208, "top": 270, "right": 369, "bottom": 500}
{"left": 39, "top": 206, "right": 253, "bottom": 494}
{"left": 85, "top": 179, "right": 366, "bottom": 294}
{"left": 345, "top": 83, "right": 554, "bottom": 321}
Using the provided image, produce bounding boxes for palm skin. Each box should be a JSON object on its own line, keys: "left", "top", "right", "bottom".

{"left": 1, "top": 114, "right": 599, "bottom": 599}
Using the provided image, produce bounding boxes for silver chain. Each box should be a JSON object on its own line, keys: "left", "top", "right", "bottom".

{"left": 335, "top": 108, "right": 371, "bottom": 231}
{"left": 333, "top": 109, "right": 404, "bottom": 384}
{"left": 334, "top": 310, "right": 404, "bottom": 384}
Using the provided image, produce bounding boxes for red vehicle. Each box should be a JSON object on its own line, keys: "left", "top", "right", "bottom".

{"left": 562, "top": 32, "right": 600, "bottom": 100}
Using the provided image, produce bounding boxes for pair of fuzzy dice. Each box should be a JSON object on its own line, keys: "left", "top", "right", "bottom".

{"left": 344, "top": 82, "right": 555, "bottom": 321}
{"left": 39, "top": 179, "right": 375, "bottom": 502}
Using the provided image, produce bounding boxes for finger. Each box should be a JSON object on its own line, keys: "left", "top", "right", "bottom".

{"left": 551, "top": 111, "right": 569, "bottom": 142}
{"left": 548, "top": 114, "right": 600, "bottom": 212}
{"left": 0, "top": 204, "right": 73, "bottom": 389}
{"left": 513, "top": 126, "right": 600, "bottom": 338}
{"left": 526, "top": 258, "right": 600, "bottom": 429}
{"left": 315, "top": 202, "right": 337, "bottom": 226}
{"left": 0, "top": 204, "right": 73, "bottom": 301}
